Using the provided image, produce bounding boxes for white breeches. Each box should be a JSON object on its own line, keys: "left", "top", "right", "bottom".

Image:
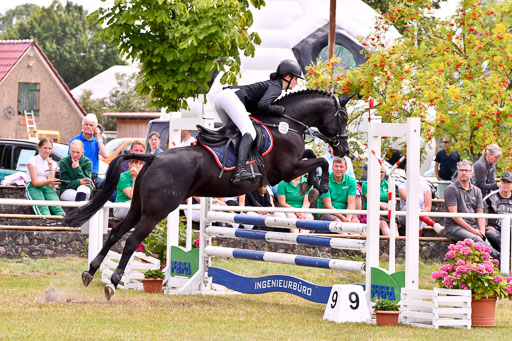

{"left": 214, "top": 89, "right": 256, "bottom": 139}
{"left": 60, "top": 185, "right": 91, "bottom": 201}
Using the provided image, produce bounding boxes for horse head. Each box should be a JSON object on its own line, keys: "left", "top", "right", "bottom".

{"left": 276, "top": 90, "right": 350, "bottom": 157}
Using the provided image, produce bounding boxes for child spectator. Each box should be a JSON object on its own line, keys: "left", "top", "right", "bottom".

{"left": 277, "top": 176, "right": 314, "bottom": 234}
{"left": 113, "top": 159, "right": 144, "bottom": 219}
{"left": 25, "top": 138, "right": 64, "bottom": 216}
{"left": 59, "top": 140, "right": 93, "bottom": 201}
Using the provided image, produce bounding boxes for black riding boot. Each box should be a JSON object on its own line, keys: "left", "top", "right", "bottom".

{"left": 231, "top": 133, "right": 261, "bottom": 185}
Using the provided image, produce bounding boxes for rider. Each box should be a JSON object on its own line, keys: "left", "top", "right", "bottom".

{"left": 214, "top": 59, "right": 303, "bottom": 185}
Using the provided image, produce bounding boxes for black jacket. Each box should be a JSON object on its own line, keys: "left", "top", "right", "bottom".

{"left": 232, "top": 79, "right": 285, "bottom": 115}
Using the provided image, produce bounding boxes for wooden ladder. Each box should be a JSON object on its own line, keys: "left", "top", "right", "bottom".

{"left": 24, "top": 110, "right": 37, "bottom": 141}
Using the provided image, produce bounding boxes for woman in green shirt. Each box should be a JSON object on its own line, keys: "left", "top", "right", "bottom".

{"left": 277, "top": 176, "right": 313, "bottom": 234}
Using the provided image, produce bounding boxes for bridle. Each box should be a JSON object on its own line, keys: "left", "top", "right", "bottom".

{"left": 274, "top": 95, "right": 348, "bottom": 147}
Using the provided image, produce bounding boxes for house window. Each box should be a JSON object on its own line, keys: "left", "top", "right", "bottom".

{"left": 18, "top": 83, "right": 40, "bottom": 116}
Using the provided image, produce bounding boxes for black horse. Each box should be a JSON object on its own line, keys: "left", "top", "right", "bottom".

{"left": 65, "top": 89, "right": 350, "bottom": 299}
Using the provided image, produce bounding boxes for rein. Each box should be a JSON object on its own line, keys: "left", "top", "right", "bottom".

{"left": 267, "top": 95, "right": 348, "bottom": 146}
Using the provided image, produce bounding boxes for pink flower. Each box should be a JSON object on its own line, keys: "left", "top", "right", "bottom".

{"left": 474, "top": 243, "right": 484, "bottom": 251}
{"left": 440, "top": 264, "right": 453, "bottom": 272}
{"left": 484, "top": 246, "right": 492, "bottom": 253}
{"left": 453, "top": 273, "right": 462, "bottom": 280}
{"left": 481, "top": 251, "right": 491, "bottom": 259}
{"left": 506, "top": 285, "right": 512, "bottom": 295}
{"left": 456, "top": 265, "right": 468, "bottom": 274}
{"left": 448, "top": 244, "right": 455, "bottom": 251}
{"left": 493, "top": 276, "right": 503, "bottom": 283}
{"left": 492, "top": 259, "right": 500, "bottom": 266}
{"left": 460, "top": 282, "right": 468, "bottom": 290}
{"left": 454, "top": 244, "right": 462, "bottom": 252}
{"left": 443, "top": 276, "right": 454, "bottom": 288}
{"left": 476, "top": 264, "right": 487, "bottom": 275}
{"left": 464, "top": 239, "right": 475, "bottom": 247}
{"left": 456, "top": 241, "right": 465, "bottom": 247}
{"left": 445, "top": 251, "right": 456, "bottom": 259}
{"left": 461, "top": 247, "right": 472, "bottom": 255}
{"left": 456, "top": 259, "right": 465, "bottom": 266}
{"left": 506, "top": 277, "right": 512, "bottom": 283}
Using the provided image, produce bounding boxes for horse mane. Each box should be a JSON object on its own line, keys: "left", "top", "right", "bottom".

{"left": 273, "top": 89, "right": 335, "bottom": 105}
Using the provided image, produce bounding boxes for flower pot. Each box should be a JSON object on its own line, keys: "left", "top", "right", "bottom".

{"left": 142, "top": 278, "right": 163, "bottom": 294}
{"left": 471, "top": 295, "right": 496, "bottom": 327}
{"left": 375, "top": 310, "right": 400, "bottom": 326}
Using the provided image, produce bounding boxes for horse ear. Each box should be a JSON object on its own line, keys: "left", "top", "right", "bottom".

{"left": 338, "top": 93, "right": 356, "bottom": 107}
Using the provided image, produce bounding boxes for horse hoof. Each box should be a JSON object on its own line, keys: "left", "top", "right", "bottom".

{"left": 81, "top": 271, "right": 94, "bottom": 287}
{"left": 104, "top": 284, "right": 116, "bottom": 301}
{"left": 308, "top": 188, "right": 320, "bottom": 204}
{"left": 299, "top": 182, "right": 311, "bottom": 197}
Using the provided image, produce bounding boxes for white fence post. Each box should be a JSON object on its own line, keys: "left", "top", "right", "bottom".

{"left": 501, "top": 215, "right": 511, "bottom": 276}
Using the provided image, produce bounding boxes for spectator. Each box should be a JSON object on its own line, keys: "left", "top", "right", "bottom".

{"left": 444, "top": 160, "right": 499, "bottom": 259}
{"left": 183, "top": 197, "right": 235, "bottom": 227}
{"left": 472, "top": 144, "right": 501, "bottom": 197}
{"left": 483, "top": 172, "right": 512, "bottom": 252}
{"left": 277, "top": 176, "right": 314, "bottom": 234}
{"left": 69, "top": 113, "right": 110, "bottom": 186}
{"left": 434, "top": 138, "right": 460, "bottom": 199}
{"left": 362, "top": 166, "right": 397, "bottom": 236}
{"left": 238, "top": 186, "right": 286, "bottom": 230}
{"left": 121, "top": 141, "right": 146, "bottom": 172}
{"left": 317, "top": 157, "right": 359, "bottom": 223}
{"left": 59, "top": 140, "right": 93, "bottom": 201}
{"left": 148, "top": 132, "right": 163, "bottom": 155}
{"left": 323, "top": 145, "right": 355, "bottom": 177}
{"left": 180, "top": 130, "right": 196, "bottom": 147}
{"left": 25, "top": 138, "right": 64, "bottom": 216}
{"left": 113, "top": 159, "right": 144, "bottom": 219}
{"left": 398, "top": 178, "right": 444, "bottom": 235}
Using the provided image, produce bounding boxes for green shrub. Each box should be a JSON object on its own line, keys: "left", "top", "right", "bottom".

{"left": 373, "top": 298, "right": 400, "bottom": 311}
{"left": 144, "top": 269, "right": 165, "bottom": 279}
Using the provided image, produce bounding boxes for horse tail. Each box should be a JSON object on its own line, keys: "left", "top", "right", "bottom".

{"left": 64, "top": 153, "right": 156, "bottom": 227}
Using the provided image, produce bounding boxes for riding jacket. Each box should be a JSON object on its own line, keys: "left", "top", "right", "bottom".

{"left": 230, "top": 79, "right": 285, "bottom": 115}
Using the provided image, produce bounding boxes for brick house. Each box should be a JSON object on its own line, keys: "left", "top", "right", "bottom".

{"left": 0, "top": 40, "right": 86, "bottom": 143}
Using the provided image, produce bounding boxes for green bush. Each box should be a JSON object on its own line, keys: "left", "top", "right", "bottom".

{"left": 144, "top": 269, "right": 165, "bottom": 279}
{"left": 373, "top": 298, "right": 400, "bottom": 312}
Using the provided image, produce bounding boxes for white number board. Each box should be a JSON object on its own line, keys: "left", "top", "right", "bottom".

{"left": 323, "top": 284, "right": 370, "bottom": 323}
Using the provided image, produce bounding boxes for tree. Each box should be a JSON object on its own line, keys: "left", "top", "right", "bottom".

{"left": 1, "top": 1, "right": 125, "bottom": 89}
{"left": 0, "top": 4, "right": 38, "bottom": 35}
{"left": 90, "top": 0, "right": 264, "bottom": 111}
{"left": 306, "top": 0, "right": 512, "bottom": 171}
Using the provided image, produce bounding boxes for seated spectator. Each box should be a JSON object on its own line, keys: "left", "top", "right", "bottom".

{"left": 113, "top": 159, "right": 144, "bottom": 219}
{"left": 398, "top": 178, "right": 444, "bottom": 235}
{"left": 239, "top": 186, "right": 286, "bottom": 230}
{"left": 484, "top": 172, "right": 512, "bottom": 252}
{"left": 59, "top": 140, "right": 93, "bottom": 202}
{"left": 317, "top": 157, "right": 359, "bottom": 223}
{"left": 444, "top": 160, "right": 499, "bottom": 259}
{"left": 323, "top": 145, "right": 355, "bottom": 177}
{"left": 434, "top": 138, "right": 460, "bottom": 199}
{"left": 25, "top": 138, "right": 64, "bottom": 216}
{"left": 472, "top": 144, "right": 501, "bottom": 197}
{"left": 362, "top": 166, "right": 397, "bottom": 236}
{"left": 121, "top": 141, "right": 146, "bottom": 172}
{"left": 183, "top": 197, "right": 235, "bottom": 227}
{"left": 148, "top": 132, "right": 163, "bottom": 155}
{"left": 277, "top": 176, "right": 314, "bottom": 234}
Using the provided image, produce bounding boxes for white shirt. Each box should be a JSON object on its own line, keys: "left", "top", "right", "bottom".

{"left": 180, "top": 136, "right": 196, "bottom": 147}
{"left": 399, "top": 180, "right": 431, "bottom": 211}
{"left": 26, "top": 154, "right": 57, "bottom": 182}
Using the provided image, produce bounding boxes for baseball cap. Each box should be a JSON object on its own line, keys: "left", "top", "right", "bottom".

{"left": 501, "top": 172, "right": 512, "bottom": 182}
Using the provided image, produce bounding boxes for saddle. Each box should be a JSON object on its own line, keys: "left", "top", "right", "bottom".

{"left": 196, "top": 120, "right": 271, "bottom": 181}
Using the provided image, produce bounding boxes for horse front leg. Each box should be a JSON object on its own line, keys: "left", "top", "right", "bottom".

{"left": 299, "top": 150, "right": 319, "bottom": 196}
{"left": 287, "top": 157, "right": 330, "bottom": 204}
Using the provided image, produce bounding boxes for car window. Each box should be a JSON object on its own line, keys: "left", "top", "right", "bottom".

{"left": 14, "top": 147, "right": 37, "bottom": 172}
{"left": 52, "top": 143, "right": 69, "bottom": 159}
{"left": 121, "top": 143, "right": 132, "bottom": 153}
{"left": 0, "top": 144, "right": 11, "bottom": 169}
{"left": 106, "top": 139, "right": 126, "bottom": 154}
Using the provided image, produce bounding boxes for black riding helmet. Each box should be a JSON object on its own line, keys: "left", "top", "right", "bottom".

{"left": 270, "top": 59, "right": 303, "bottom": 80}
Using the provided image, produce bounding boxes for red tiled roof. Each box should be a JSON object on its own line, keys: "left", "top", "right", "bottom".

{"left": 0, "top": 40, "right": 32, "bottom": 83}
{"left": 0, "top": 39, "right": 86, "bottom": 116}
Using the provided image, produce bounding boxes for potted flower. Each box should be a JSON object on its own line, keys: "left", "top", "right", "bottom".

{"left": 142, "top": 269, "right": 165, "bottom": 294}
{"left": 431, "top": 239, "right": 512, "bottom": 327}
{"left": 373, "top": 298, "right": 401, "bottom": 326}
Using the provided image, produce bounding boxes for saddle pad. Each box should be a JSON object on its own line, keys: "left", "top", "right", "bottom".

{"left": 200, "top": 124, "right": 273, "bottom": 171}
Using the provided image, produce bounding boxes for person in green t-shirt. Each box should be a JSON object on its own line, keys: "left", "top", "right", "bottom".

{"left": 277, "top": 175, "right": 314, "bottom": 234}
{"left": 113, "top": 159, "right": 144, "bottom": 219}
{"left": 361, "top": 165, "right": 398, "bottom": 236}
{"left": 317, "top": 157, "right": 359, "bottom": 223}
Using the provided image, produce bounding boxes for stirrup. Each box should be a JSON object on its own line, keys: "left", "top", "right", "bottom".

{"left": 231, "top": 169, "right": 261, "bottom": 185}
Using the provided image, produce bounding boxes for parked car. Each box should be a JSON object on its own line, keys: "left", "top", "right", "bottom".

{"left": 0, "top": 138, "right": 107, "bottom": 182}
{"left": 100, "top": 137, "right": 145, "bottom": 164}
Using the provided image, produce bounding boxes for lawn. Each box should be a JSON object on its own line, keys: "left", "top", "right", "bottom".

{"left": 0, "top": 256, "right": 511, "bottom": 340}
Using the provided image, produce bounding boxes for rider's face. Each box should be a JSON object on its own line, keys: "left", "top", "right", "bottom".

{"left": 282, "top": 75, "right": 298, "bottom": 90}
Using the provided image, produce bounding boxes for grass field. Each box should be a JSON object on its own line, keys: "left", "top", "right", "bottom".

{"left": 0, "top": 256, "right": 511, "bottom": 340}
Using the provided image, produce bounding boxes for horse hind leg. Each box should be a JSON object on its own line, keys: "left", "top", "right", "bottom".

{"left": 105, "top": 215, "right": 160, "bottom": 300}
{"left": 82, "top": 208, "right": 141, "bottom": 287}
